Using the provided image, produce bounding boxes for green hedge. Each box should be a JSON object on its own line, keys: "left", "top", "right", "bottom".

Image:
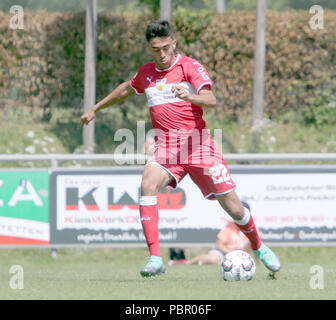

{"left": 1, "top": 10, "right": 335, "bottom": 151}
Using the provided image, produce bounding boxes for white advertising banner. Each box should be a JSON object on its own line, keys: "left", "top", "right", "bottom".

{"left": 50, "top": 167, "right": 336, "bottom": 245}
{"left": 55, "top": 174, "right": 227, "bottom": 230}
{"left": 234, "top": 173, "right": 336, "bottom": 228}
{"left": 233, "top": 172, "right": 336, "bottom": 242}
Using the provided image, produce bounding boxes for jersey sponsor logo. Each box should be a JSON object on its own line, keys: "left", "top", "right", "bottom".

{"left": 145, "top": 81, "right": 196, "bottom": 107}
{"left": 155, "top": 78, "right": 167, "bottom": 90}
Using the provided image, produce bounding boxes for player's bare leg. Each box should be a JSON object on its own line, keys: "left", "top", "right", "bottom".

{"left": 141, "top": 163, "right": 172, "bottom": 196}
{"left": 216, "top": 190, "right": 245, "bottom": 221}
{"left": 139, "top": 163, "right": 172, "bottom": 277}
{"left": 216, "top": 190, "right": 281, "bottom": 274}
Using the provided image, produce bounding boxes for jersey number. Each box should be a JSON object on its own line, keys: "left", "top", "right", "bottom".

{"left": 209, "top": 164, "right": 232, "bottom": 185}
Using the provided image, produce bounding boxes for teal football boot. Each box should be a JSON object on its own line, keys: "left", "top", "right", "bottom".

{"left": 140, "top": 256, "right": 166, "bottom": 277}
{"left": 254, "top": 242, "right": 281, "bottom": 274}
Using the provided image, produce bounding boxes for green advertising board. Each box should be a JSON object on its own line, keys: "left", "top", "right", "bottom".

{"left": 0, "top": 171, "right": 49, "bottom": 245}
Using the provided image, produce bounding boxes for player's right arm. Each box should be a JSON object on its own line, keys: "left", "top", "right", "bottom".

{"left": 78, "top": 80, "right": 134, "bottom": 128}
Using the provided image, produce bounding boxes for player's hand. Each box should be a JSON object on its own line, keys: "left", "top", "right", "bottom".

{"left": 78, "top": 109, "right": 95, "bottom": 129}
{"left": 172, "top": 85, "right": 189, "bottom": 101}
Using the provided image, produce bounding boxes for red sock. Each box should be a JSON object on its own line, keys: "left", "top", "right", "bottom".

{"left": 139, "top": 196, "right": 161, "bottom": 257}
{"left": 235, "top": 207, "right": 261, "bottom": 250}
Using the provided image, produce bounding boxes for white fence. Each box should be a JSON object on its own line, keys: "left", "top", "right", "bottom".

{"left": 0, "top": 153, "right": 336, "bottom": 167}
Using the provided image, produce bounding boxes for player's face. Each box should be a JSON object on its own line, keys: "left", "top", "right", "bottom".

{"left": 148, "top": 36, "right": 177, "bottom": 70}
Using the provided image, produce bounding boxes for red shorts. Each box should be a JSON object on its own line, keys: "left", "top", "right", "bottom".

{"left": 147, "top": 129, "right": 236, "bottom": 200}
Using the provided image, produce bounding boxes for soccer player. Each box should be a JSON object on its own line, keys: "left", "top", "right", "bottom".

{"left": 78, "top": 20, "right": 281, "bottom": 277}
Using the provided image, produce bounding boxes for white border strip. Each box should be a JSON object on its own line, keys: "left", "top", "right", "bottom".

{"left": 0, "top": 216, "right": 49, "bottom": 242}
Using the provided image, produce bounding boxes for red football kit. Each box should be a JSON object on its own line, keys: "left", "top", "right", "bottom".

{"left": 132, "top": 54, "right": 263, "bottom": 260}
{"left": 131, "top": 53, "right": 236, "bottom": 200}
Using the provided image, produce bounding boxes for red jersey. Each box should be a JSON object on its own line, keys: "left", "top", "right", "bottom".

{"left": 131, "top": 54, "right": 236, "bottom": 200}
{"left": 130, "top": 54, "right": 213, "bottom": 133}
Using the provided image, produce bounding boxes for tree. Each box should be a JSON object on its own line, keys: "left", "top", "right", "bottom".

{"left": 138, "top": 0, "right": 200, "bottom": 16}
{"left": 290, "top": 0, "right": 336, "bottom": 10}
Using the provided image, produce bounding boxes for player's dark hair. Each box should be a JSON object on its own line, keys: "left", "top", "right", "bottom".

{"left": 145, "top": 20, "right": 174, "bottom": 42}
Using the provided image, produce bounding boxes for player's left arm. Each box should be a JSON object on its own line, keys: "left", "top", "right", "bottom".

{"left": 171, "top": 85, "right": 217, "bottom": 108}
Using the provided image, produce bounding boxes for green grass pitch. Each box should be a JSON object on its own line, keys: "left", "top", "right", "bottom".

{"left": 0, "top": 247, "right": 334, "bottom": 300}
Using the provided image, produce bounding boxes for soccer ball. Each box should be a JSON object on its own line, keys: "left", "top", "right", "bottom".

{"left": 220, "top": 250, "right": 256, "bottom": 281}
